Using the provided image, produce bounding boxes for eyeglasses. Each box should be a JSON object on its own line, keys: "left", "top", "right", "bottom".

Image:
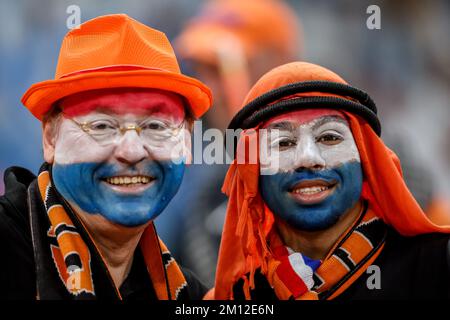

{"left": 66, "top": 115, "right": 186, "bottom": 147}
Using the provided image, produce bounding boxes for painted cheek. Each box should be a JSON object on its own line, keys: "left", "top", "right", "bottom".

{"left": 53, "top": 120, "right": 113, "bottom": 165}
{"left": 146, "top": 132, "right": 190, "bottom": 163}
{"left": 52, "top": 162, "right": 103, "bottom": 214}
{"left": 260, "top": 131, "right": 325, "bottom": 174}
{"left": 260, "top": 147, "right": 308, "bottom": 175}
{"left": 260, "top": 161, "right": 363, "bottom": 231}
{"left": 52, "top": 161, "right": 186, "bottom": 227}
{"left": 319, "top": 140, "right": 360, "bottom": 168}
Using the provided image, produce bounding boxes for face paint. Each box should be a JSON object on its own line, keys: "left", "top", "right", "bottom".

{"left": 61, "top": 88, "right": 186, "bottom": 121}
{"left": 52, "top": 89, "right": 188, "bottom": 227}
{"left": 52, "top": 161, "right": 184, "bottom": 227}
{"left": 259, "top": 109, "right": 363, "bottom": 231}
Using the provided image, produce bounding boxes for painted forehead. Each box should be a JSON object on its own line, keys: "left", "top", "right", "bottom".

{"left": 261, "top": 109, "right": 348, "bottom": 129}
{"left": 60, "top": 88, "right": 186, "bottom": 121}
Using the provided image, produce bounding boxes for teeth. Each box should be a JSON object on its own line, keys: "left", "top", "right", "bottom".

{"left": 105, "top": 176, "right": 153, "bottom": 186}
{"left": 293, "top": 186, "right": 329, "bottom": 195}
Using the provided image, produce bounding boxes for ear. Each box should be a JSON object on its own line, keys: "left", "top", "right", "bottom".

{"left": 42, "top": 122, "right": 56, "bottom": 164}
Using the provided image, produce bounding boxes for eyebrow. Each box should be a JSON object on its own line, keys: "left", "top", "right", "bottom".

{"left": 89, "top": 104, "right": 168, "bottom": 115}
{"left": 87, "top": 106, "right": 173, "bottom": 121}
{"left": 264, "top": 121, "right": 297, "bottom": 131}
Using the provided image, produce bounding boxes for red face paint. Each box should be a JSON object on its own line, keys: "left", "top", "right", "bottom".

{"left": 60, "top": 88, "right": 186, "bottom": 122}
{"left": 262, "top": 108, "right": 345, "bottom": 128}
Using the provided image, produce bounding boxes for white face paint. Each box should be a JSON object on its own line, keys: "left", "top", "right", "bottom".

{"left": 54, "top": 111, "right": 187, "bottom": 165}
{"left": 260, "top": 111, "right": 360, "bottom": 175}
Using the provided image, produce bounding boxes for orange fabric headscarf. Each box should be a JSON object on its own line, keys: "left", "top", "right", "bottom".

{"left": 213, "top": 62, "right": 450, "bottom": 300}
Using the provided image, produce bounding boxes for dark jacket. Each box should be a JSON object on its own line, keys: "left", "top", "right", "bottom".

{"left": 0, "top": 166, "right": 207, "bottom": 300}
{"left": 232, "top": 225, "right": 450, "bottom": 300}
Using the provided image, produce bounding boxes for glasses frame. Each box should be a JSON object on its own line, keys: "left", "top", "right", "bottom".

{"left": 65, "top": 114, "right": 186, "bottom": 146}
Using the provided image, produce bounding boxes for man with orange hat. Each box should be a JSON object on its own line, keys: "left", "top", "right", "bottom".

{"left": 211, "top": 62, "right": 450, "bottom": 300}
{"left": 0, "top": 14, "right": 211, "bottom": 300}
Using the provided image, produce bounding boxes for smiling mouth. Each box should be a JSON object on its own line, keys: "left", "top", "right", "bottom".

{"left": 104, "top": 175, "right": 154, "bottom": 185}
{"left": 101, "top": 175, "right": 156, "bottom": 193}
{"left": 289, "top": 180, "right": 337, "bottom": 205}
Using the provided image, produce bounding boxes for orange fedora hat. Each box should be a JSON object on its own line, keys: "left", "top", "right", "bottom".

{"left": 22, "top": 14, "right": 212, "bottom": 120}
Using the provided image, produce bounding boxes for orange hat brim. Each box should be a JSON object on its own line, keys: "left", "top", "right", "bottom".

{"left": 21, "top": 69, "right": 212, "bottom": 120}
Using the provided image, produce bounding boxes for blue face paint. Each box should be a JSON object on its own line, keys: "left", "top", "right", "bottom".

{"left": 260, "top": 161, "right": 363, "bottom": 231}
{"left": 52, "top": 160, "right": 185, "bottom": 227}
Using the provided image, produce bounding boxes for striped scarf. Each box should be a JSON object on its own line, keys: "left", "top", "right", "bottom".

{"left": 30, "top": 163, "right": 187, "bottom": 300}
{"left": 267, "top": 204, "right": 387, "bottom": 300}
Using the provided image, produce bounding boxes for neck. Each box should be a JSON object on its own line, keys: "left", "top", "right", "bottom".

{"left": 72, "top": 205, "right": 149, "bottom": 288}
{"left": 276, "top": 200, "right": 363, "bottom": 260}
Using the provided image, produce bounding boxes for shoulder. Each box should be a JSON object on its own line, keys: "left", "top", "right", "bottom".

{"left": 382, "top": 228, "right": 450, "bottom": 284}
{"left": 0, "top": 166, "right": 36, "bottom": 237}
{"left": 383, "top": 227, "right": 450, "bottom": 264}
{"left": 179, "top": 267, "right": 209, "bottom": 300}
{"left": 345, "top": 227, "right": 450, "bottom": 299}
{"left": 0, "top": 166, "right": 36, "bottom": 299}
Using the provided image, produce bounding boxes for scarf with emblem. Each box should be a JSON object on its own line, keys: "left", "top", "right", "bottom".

{"left": 267, "top": 203, "right": 386, "bottom": 300}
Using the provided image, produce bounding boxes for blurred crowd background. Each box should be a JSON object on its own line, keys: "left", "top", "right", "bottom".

{"left": 1, "top": 0, "right": 449, "bottom": 286}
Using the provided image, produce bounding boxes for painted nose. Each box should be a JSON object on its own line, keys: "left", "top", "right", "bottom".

{"left": 114, "top": 130, "right": 150, "bottom": 165}
{"left": 294, "top": 136, "right": 326, "bottom": 171}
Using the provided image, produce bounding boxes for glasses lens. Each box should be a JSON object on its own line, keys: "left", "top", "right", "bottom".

{"left": 140, "top": 119, "right": 184, "bottom": 146}
{"left": 86, "top": 119, "right": 119, "bottom": 145}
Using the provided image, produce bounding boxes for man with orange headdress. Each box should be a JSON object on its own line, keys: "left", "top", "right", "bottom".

{"left": 212, "top": 62, "right": 450, "bottom": 300}
{"left": 0, "top": 15, "right": 211, "bottom": 300}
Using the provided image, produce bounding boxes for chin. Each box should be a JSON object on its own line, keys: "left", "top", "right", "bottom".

{"left": 286, "top": 211, "right": 340, "bottom": 232}
{"left": 102, "top": 207, "right": 158, "bottom": 228}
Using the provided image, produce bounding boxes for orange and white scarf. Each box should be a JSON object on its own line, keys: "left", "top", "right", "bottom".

{"left": 266, "top": 205, "right": 386, "bottom": 300}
